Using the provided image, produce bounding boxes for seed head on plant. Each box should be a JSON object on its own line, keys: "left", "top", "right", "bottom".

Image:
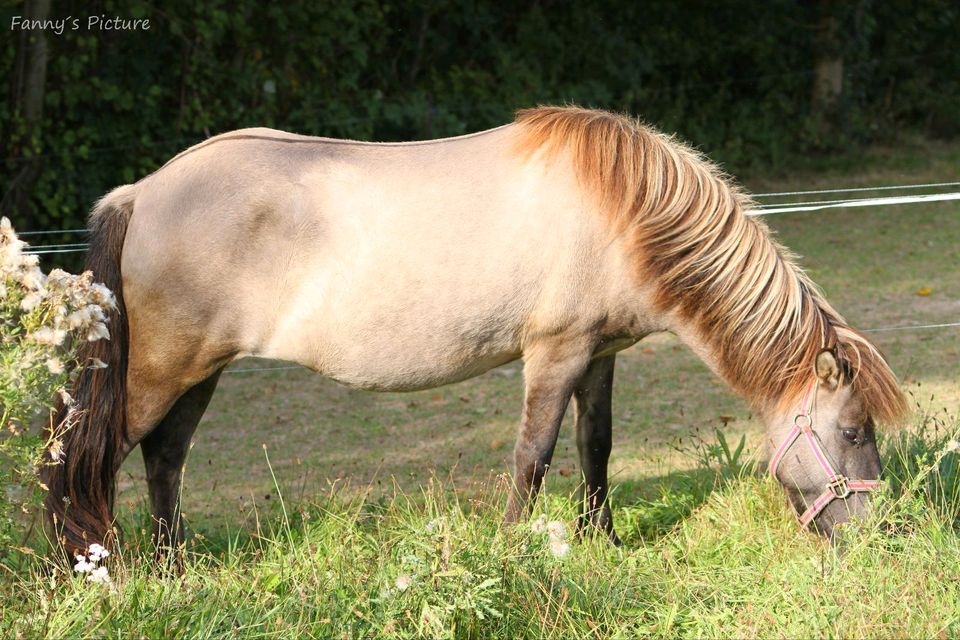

{"left": 0, "top": 217, "right": 117, "bottom": 551}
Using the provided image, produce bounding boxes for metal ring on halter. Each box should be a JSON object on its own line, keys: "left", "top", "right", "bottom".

{"left": 794, "top": 414, "right": 812, "bottom": 430}
{"left": 827, "top": 476, "right": 852, "bottom": 500}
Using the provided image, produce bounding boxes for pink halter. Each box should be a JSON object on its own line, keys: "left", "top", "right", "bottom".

{"left": 769, "top": 381, "right": 881, "bottom": 528}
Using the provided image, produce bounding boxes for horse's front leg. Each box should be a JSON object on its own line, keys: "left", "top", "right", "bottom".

{"left": 503, "top": 337, "right": 595, "bottom": 524}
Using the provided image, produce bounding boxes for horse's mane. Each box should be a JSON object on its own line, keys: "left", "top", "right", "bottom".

{"left": 513, "top": 106, "right": 907, "bottom": 423}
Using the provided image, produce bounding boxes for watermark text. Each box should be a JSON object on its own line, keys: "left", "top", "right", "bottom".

{"left": 10, "top": 15, "right": 151, "bottom": 35}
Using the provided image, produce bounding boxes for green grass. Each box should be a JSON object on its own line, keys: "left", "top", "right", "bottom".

{"left": 2, "top": 418, "right": 959, "bottom": 638}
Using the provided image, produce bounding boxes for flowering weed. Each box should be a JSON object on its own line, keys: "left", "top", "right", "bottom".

{"left": 0, "top": 217, "right": 115, "bottom": 553}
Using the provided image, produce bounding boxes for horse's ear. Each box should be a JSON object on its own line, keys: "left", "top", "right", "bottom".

{"left": 815, "top": 348, "right": 842, "bottom": 390}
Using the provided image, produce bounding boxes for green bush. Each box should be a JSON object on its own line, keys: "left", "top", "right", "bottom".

{"left": 0, "top": 217, "right": 114, "bottom": 554}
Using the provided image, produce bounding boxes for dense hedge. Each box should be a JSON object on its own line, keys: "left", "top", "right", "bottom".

{"left": 2, "top": 0, "right": 958, "bottom": 232}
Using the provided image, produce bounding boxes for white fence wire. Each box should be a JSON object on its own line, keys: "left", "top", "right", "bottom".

{"left": 749, "top": 191, "right": 960, "bottom": 215}
{"left": 864, "top": 321, "right": 960, "bottom": 333}
{"left": 752, "top": 180, "right": 960, "bottom": 198}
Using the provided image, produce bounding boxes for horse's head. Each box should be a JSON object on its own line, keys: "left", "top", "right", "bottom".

{"left": 768, "top": 348, "right": 890, "bottom": 538}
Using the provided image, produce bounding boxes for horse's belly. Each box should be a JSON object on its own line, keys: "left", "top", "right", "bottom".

{"left": 321, "top": 343, "right": 520, "bottom": 391}
{"left": 274, "top": 312, "right": 523, "bottom": 391}
{"left": 256, "top": 264, "right": 531, "bottom": 391}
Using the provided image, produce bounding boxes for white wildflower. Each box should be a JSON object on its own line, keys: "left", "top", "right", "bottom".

{"left": 46, "top": 358, "right": 64, "bottom": 374}
{"left": 30, "top": 326, "right": 67, "bottom": 346}
{"left": 87, "top": 565, "right": 112, "bottom": 585}
{"left": 86, "top": 322, "right": 110, "bottom": 342}
{"left": 394, "top": 574, "right": 413, "bottom": 592}
{"left": 66, "top": 307, "right": 92, "bottom": 330}
{"left": 57, "top": 388, "right": 75, "bottom": 407}
{"left": 425, "top": 518, "right": 444, "bottom": 533}
{"left": 546, "top": 520, "right": 566, "bottom": 540}
{"left": 68, "top": 305, "right": 109, "bottom": 332}
{"left": 19, "top": 267, "right": 46, "bottom": 290}
{"left": 548, "top": 537, "right": 571, "bottom": 559}
{"left": 47, "top": 269, "right": 73, "bottom": 292}
{"left": 20, "top": 290, "right": 45, "bottom": 312}
{"left": 73, "top": 556, "right": 95, "bottom": 574}
{"left": 0, "top": 283, "right": 6, "bottom": 298}
{"left": 45, "top": 268, "right": 71, "bottom": 288}
{"left": 49, "top": 439, "right": 64, "bottom": 462}
{"left": 87, "top": 543, "right": 110, "bottom": 561}
{"left": 532, "top": 516, "right": 571, "bottom": 559}
{"left": 0, "top": 232, "right": 24, "bottom": 256}
{"left": 19, "top": 252, "right": 39, "bottom": 269}
{"left": 0, "top": 216, "right": 13, "bottom": 241}
{"left": 946, "top": 440, "right": 960, "bottom": 454}
{"left": 90, "top": 283, "right": 116, "bottom": 310}
{"left": 530, "top": 514, "right": 548, "bottom": 534}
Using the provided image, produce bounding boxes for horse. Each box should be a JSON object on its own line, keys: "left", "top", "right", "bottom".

{"left": 44, "top": 106, "right": 907, "bottom": 554}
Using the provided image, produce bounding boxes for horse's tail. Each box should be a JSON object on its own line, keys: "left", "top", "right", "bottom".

{"left": 44, "top": 183, "right": 137, "bottom": 554}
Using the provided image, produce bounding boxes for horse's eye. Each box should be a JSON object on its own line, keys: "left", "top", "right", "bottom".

{"left": 841, "top": 428, "right": 860, "bottom": 443}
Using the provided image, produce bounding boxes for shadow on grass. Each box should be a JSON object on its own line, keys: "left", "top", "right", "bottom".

{"left": 612, "top": 466, "right": 733, "bottom": 544}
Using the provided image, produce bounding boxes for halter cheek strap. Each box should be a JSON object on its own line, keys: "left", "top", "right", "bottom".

{"left": 768, "top": 381, "right": 881, "bottom": 528}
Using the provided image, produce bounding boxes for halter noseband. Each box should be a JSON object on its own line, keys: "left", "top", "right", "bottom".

{"left": 768, "top": 380, "right": 880, "bottom": 528}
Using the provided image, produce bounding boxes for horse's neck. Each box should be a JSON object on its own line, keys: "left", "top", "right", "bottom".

{"left": 667, "top": 321, "right": 725, "bottom": 382}
{"left": 664, "top": 313, "right": 774, "bottom": 421}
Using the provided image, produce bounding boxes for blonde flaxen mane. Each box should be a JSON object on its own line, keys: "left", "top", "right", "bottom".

{"left": 514, "top": 106, "right": 907, "bottom": 423}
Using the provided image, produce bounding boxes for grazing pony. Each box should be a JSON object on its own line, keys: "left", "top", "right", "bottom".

{"left": 45, "top": 107, "right": 906, "bottom": 552}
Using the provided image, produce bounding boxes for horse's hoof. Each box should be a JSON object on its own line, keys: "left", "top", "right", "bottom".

{"left": 608, "top": 530, "right": 623, "bottom": 547}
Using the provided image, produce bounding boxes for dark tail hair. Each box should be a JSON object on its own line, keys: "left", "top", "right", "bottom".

{"left": 44, "top": 184, "right": 137, "bottom": 553}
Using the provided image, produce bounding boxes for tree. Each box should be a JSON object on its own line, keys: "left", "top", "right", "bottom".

{"left": 2, "top": 0, "right": 51, "bottom": 220}
{"left": 811, "top": 0, "right": 845, "bottom": 138}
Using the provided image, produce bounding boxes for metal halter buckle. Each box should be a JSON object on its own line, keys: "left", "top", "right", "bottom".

{"left": 827, "top": 476, "right": 851, "bottom": 500}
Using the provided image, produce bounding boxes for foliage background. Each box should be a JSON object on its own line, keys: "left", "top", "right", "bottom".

{"left": 1, "top": 0, "right": 959, "bottom": 233}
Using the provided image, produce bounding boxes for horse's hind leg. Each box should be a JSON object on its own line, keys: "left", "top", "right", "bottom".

{"left": 139, "top": 370, "right": 223, "bottom": 551}
{"left": 503, "top": 338, "right": 594, "bottom": 523}
{"left": 572, "top": 355, "right": 620, "bottom": 545}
